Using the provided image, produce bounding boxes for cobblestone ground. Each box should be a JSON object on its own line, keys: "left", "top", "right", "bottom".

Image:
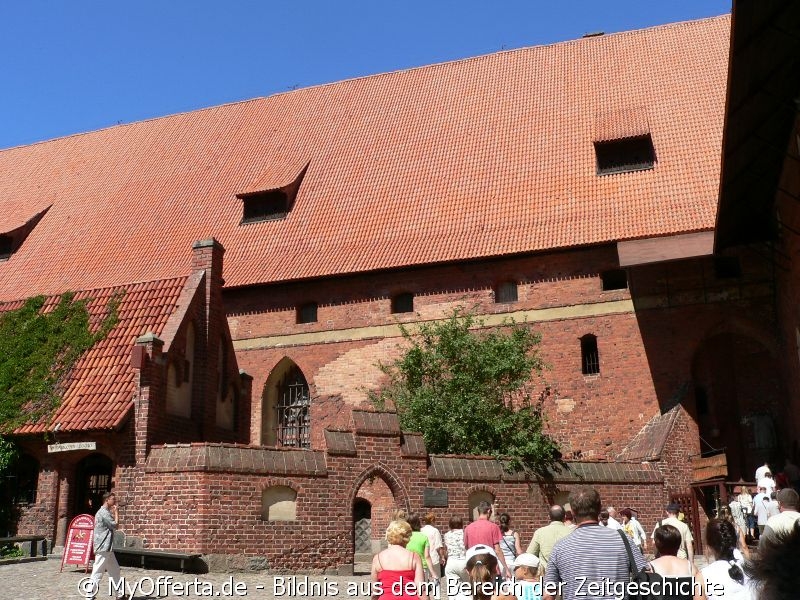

{"left": 0, "top": 559, "right": 373, "bottom": 600}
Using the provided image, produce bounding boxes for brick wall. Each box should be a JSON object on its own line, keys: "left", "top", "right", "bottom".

{"left": 228, "top": 244, "right": 779, "bottom": 468}
{"left": 111, "top": 411, "right": 669, "bottom": 572}
{"left": 774, "top": 120, "right": 800, "bottom": 462}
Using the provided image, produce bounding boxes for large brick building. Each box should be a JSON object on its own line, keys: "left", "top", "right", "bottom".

{"left": 2, "top": 8, "right": 799, "bottom": 571}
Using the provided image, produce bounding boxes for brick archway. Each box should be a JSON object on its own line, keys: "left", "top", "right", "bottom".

{"left": 349, "top": 463, "right": 410, "bottom": 510}
{"left": 348, "top": 464, "right": 410, "bottom": 559}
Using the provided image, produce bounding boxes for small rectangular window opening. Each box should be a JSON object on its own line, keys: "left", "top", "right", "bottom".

{"left": 241, "top": 190, "right": 290, "bottom": 223}
{"left": 595, "top": 135, "right": 655, "bottom": 175}
{"left": 391, "top": 293, "right": 414, "bottom": 314}
{"left": 601, "top": 269, "right": 628, "bottom": 291}
{"left": 297, "top": 302, "right": 318, "bottom": 324}
{"left": 495, "top": 281, "right": 518, "bottom": 304}
{"left": 713, "top": 256, "right": 741, "bottom": 279}
{"left": 581, "top": 335, "right": 600, "bottom": 375}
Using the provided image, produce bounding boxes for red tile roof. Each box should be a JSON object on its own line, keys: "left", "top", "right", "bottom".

{"left": 3, "top": 277, "right": 188, "bottom": 433}
{"left": 0, "top": 16, "right": 730, "bottom": 301}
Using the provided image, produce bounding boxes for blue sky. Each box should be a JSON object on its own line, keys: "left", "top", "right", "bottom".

{"left": 0, "top": 1, "right": 730, "bottom": 150}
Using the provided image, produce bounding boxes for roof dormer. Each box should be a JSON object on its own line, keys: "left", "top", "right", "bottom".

{"left": 592, "top": 107, "right": 655, "bottom": 175}
{"left": 237, "top": 161, "right": 309, "bottom": 224}
{"left": 0, "top": 205, "right": 50, "bottom": 261}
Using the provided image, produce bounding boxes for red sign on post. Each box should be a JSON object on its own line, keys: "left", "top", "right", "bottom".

{"left": 61, "top": 514, "right": 94, "bottom": 573}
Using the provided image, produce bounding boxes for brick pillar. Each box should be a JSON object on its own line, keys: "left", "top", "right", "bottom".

{"left": 54, "top": 461, "right": 74, "bottom": 548}
{"left": 191, "top": 238, "right": 225, "bottom": 441}
{"left": 132, "top": 333, "right": 164, "bottom": 466}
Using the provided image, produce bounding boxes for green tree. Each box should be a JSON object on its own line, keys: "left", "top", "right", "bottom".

{"left": 372, "top": 307, "right": 560, "bottom": 474}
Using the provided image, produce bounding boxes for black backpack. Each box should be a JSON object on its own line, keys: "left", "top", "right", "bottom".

{"left": 618, "top": 529, "right": 664, "bottom": 600}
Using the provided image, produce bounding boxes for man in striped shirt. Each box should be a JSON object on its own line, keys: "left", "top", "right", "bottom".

{"left": 543, "top": 487, "right": 647, "bottom": 600}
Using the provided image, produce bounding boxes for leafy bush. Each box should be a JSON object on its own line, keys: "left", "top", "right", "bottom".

{"left": 372, "top": 307, "right": 561, "bottom": 474}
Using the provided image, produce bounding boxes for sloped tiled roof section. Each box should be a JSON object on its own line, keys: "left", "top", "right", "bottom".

{"left": 0, "top": 16, "right": 730, "bottom": 301}
{"left": 3, "top": 276, "right": 188, "bottom": 433}
{"left": 592, "top": 107, "right": 651, "bottom": 143}
{"left": 427, "top": 456, "right": 662, "bottom": 483}
{"left": 616, "top": 404, "right": 682, "bottom": 462}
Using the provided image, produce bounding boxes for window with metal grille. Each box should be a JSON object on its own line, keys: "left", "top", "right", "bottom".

{"left": 240, "top": 189, "right": 290, "bottom": 223}
{"left": 0, "top": 235, "right": 12, "bottom": 260}
{"left": 495, "top": 281, "right": 518, "bottom": 303}
{"left": 297, "top": 302, "right": 318, "bottom": 324}
{"left": 713, "top": 256, "right": 741, "bottom": 279}
{"left": 581, "top": 334, "right": 600, "bottom": 375}
{"left": 391, "top": 292, "right": 414, "bottom": 314}
{"left": 276, "top": 366, "right": 311, "bottom": 448}
{"left": 595, "top": 135, "right": 655, "bottom": 175}
{"left": 601, "top": 269, "right": 628, "bottom": 291}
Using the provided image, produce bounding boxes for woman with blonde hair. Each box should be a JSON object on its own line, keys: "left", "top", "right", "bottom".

{"left": 736, "top": 485, "right": 755, "bottom": 540}
{"left": 372, "top": 520, "right": 427, "bottom": 600}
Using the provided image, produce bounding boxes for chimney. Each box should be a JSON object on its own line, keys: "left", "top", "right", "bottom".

{"left": 191, "top": 238, "right": 225, "bottom": 440}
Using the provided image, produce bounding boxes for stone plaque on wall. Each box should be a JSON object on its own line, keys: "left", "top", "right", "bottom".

{"left": 423, "top": 488, "right": 448, "bottom": 508}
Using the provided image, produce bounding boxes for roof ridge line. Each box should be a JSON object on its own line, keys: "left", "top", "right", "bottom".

{"left": 0, "top": 96, "right": 268, "bottom": 154}
{"left": 0, "top": 14, "right": 730, "bottom": 155}
{"left": 0, "top": 273, "right": 190, "bottom": 306}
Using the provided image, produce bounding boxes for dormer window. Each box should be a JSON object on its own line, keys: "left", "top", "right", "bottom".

{"left": 594, "top": 135, "right": 655, "bottom": 175}
{"left": 0, "top": 235, "right": 12, "bottom": 261}
{"left": 0, "top": 205, "right": 50, "bottom": 261}
{"left": 237, "top": 162, "right": 309, "bottom": 225}
{"left": 592, "top": 108, "right": 654, "bottom": 176}
{"left": 241, "top": 190, "right": 290, "bottom": 223}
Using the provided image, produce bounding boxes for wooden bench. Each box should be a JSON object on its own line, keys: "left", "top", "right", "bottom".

{"left": 114, "top": 547, "right": 200, "bottom": 573}
{"left": 0, "top": 535, "right": 47, "bottom": 558}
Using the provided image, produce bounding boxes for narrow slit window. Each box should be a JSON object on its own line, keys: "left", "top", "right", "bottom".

{"left": 595, "top": 135, "right": 655, "bottom": 175}
{"left": 297, "top": 302, "right": 318, "bottom": 324}
{"left": 391, "top": 293, "right": 414, "bottom": 314}
{"left": 495, "top": 281, "right": 518, "bottom": 303}
{"left": 581, "top": 334, "right": 600, "bottom": 375}
{"left": 601, "top": 269, "right": 628, "bottom": 291}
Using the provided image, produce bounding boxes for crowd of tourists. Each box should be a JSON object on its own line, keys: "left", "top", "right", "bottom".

{"left": 371, "top": 482, "right": 800, "bottom": 600}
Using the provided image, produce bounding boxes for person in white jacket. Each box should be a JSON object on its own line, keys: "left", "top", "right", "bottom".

{"left": 620, "top": 508, "right": 647, "bottom": 554}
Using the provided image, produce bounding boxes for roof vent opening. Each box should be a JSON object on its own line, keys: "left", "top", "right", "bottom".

{"left": 0, "top": 235, "right": 12, "bottom": 261}
{"left": 594, "top": 135, "right": 655, "bottom": 175}
{"left": 0, "top": 205, "right": 51, "bottom": 261}
{"left": 241, "top": 189, "right": 291, "bottom": 223}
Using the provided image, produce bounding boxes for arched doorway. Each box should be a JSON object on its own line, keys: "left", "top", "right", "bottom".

{"left": 261, "top": 358, "right": 311, "bottom": 448}
{"left": 691, "top": 333, "right": 784, "bottom": 482}
{"left": 350, "top": 468, "right": 407, "bottom": 569}
{"left": 353, "top": 499, "right": 372, "bottom": 555}
{"left": 75, "top": 453, "right": 113, "bottom": 515}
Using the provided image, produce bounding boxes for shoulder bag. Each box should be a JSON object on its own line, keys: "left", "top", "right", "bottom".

{"left": 618, "top": 529, "right": 663, "bottom": 600}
